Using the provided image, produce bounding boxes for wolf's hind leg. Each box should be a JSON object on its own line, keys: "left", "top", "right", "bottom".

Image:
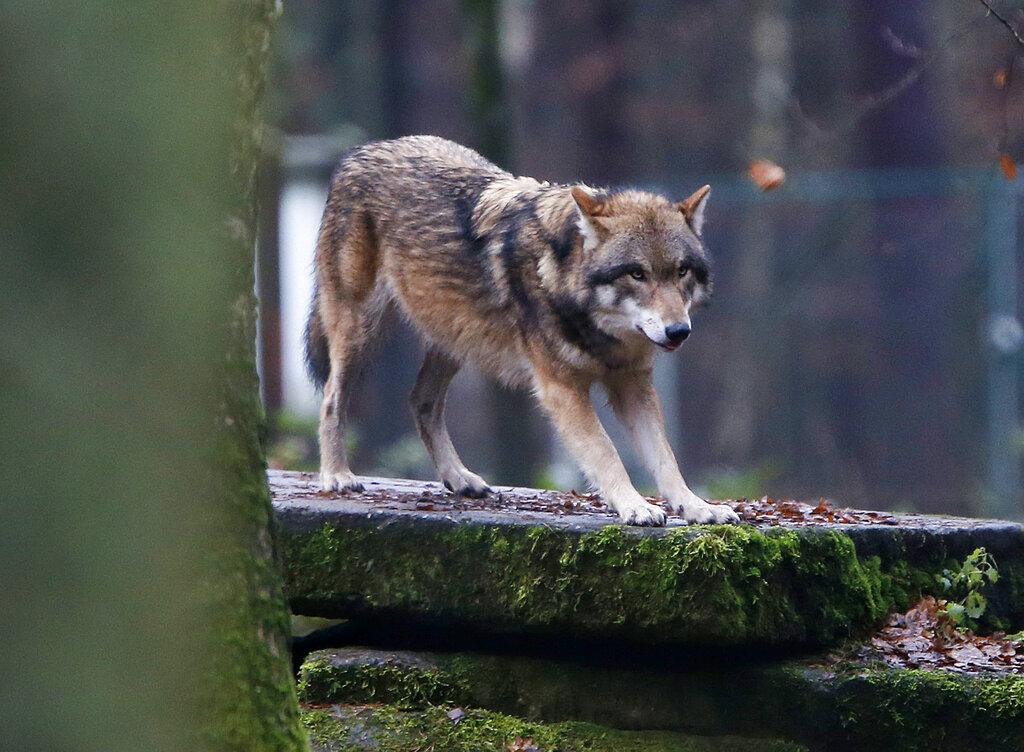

{"left": 316, "top": 208, "right": 381, "bottom": 493}
{"left": 318, "top": 307, "right": 369, "bottom": 493}
{"left": 411, "top": 346, "right": 491, "bottom": 498}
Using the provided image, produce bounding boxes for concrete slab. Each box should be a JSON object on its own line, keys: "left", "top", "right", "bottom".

{"left": 272, "top": 470, "right": 1024, "bottom": 648}
{"left": 297, "top": 646, "right": 1024, "bottom": 752}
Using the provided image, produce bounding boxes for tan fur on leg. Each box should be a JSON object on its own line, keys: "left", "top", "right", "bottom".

{"left": 532, "top": 364, "right": 667, "bottom": 526}
{"left": 606, "top": 370, "right": 739, "bottom": 524}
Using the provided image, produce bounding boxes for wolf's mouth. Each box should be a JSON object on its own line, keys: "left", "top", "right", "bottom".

{"left": 637, "top": 326, "right": 683, "bottom": 351}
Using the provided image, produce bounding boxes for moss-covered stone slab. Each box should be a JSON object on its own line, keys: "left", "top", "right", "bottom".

{"left": 272, "top": 470, "right": 1024, "bottom": 647}
{"left": 298, "top": 647, "right": 1024, "bottom": 752}
{"left": 301, "top": 703, "right": 808, "bottom": 752}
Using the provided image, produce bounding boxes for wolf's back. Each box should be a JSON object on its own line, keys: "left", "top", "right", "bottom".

{"left": 304, "top": 136, "right": 520, "bottom": 391}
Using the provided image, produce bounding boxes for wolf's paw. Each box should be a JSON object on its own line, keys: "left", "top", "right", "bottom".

{"left": 671, "top": 496, "right": 740, "bottom": 525}
{"left": 320, "top": 470, "right": 365, "bottom": 494}
{"left": 702, "top": 502, "right": 740, "bottom": 525}
{"left": 617, "top": 500, "right": 668, "bottom": 527}
{"left": 442, "top": 468, "right": 491, "bottom": 498}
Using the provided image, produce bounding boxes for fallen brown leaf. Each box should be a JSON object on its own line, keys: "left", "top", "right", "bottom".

{"left": 749, "top": 159, "right": 786, "bottom": 191}
{"left": 509, "top": 737, "right": 541, "bottom": 752}
{"left": 1000, "top": 153, "right": 1017, "bottom": 181}
{"left": 854, "top": 597, "right": 1024, "bottom": 673}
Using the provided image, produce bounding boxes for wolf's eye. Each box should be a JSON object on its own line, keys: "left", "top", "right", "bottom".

{"left": 679, "top": 266, "right": 691, "bottom": 279}
{"left": 629, "top": 269, "right": 646, "bottom": 281}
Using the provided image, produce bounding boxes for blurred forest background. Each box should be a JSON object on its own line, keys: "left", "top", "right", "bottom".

{"left": 258, "top": 0, "right": 1024, "bottom": 519}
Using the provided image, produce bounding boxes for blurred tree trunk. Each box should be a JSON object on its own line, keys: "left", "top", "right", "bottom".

{"left": 0, "top": 3, "right": 308, "bottom": 751}
{"left": 208, "top": 2, "right": 311, "bottom": 750}
{"left": 460, "top": 0, "right": 543, "bottom": 486}
{"left": 258, "top": 137, "right": 284, "bottom": 413}
{"left": 713, "top": 0, "right": 793, "bottom": 468}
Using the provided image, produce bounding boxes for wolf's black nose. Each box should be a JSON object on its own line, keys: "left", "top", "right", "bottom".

{"left": 665, "top": 322, "right": 691, "bottom": 345}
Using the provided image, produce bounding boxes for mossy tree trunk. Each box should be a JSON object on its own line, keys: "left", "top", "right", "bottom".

{"left": 0, "top": 2, "right": 307, "bottom": 751}
{"left": 208, "top": 2, "right": 310, "bottom": 750}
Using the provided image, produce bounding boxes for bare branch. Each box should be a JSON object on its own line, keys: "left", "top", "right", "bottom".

{"left": 977, "top": 0, "right": 1024, "bottom": 47}
{"left": 791, "top": 17, "right": 982, "bottom": 143}
{"left": 882, "top": 26, "right": 925, "bottom": 59}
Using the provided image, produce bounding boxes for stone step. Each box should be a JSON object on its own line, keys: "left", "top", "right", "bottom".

{"left": 298, "top": 646, "right": 1024, "bottom": 752}
{"left": 272, "top": 470, "right": 1024, "bottom": 649}
{"left": 301, "top": 703, "right": 807, "bottom": 752}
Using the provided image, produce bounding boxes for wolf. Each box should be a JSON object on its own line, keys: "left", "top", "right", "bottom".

{"left": 306, "top": 135, "right": 739, "bottom": 527}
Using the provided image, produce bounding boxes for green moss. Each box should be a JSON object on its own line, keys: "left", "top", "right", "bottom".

{"left": 200, "top": 1, "right": 308, "bottom": 750}
{"left": 300, "top": 704, "right": 808, "bottom": 752}
{"left": 821, "top": 668, "right": 1024, "bottom": 751}
{"left": 281, "top": 505, "right": 1024, "bottom": 652}
{"left": 283, "top": 521, "right": 905, "bottom": 646}
{"left": 297, "top": 650, "right": 473, "bottom": 708}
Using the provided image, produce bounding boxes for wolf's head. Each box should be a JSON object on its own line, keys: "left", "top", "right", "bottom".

{"left": 572, "top": 185, "right": 712, "bottom": 351}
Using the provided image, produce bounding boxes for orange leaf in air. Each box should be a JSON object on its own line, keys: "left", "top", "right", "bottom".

{"left": 749, "top": 159, "right": 786, "bottom": 191}
{"left": 1000, "top": 153, "right": 1017, "bottom": 181}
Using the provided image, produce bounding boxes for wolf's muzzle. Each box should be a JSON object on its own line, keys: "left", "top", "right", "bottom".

{"left": 664, "top": 322, "right": 691, "bottom": 347}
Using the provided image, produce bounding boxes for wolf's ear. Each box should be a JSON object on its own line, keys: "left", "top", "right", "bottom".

{"left": 677, "top": 185, "right": 711, "bottom": 236}
{"left": 571, "top": 186, "right": 611, "bottom": 218}
{"left": 572, "top": 186, "right": 610, "bottom": 250}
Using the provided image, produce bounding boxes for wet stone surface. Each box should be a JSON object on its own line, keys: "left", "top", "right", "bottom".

{"left": 270, "top": 470, "right": 1019, "bottom": 535}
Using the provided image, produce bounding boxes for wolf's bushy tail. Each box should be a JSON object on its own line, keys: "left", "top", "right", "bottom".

{"left": 305, "top": 288, "right": 330, "bottom": 390}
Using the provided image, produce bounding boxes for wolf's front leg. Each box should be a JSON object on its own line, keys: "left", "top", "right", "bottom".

{"left": 606, "top": 370, "right": 739, "bottom": 525}
{"left": 533, "top": 368, "right": 667, "bottom": 526}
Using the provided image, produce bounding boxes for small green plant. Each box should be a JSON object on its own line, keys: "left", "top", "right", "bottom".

{"left": 936, "top": 547, "right": 999, "bottom": 625}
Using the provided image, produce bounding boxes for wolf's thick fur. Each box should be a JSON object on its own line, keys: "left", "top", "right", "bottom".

{"left": 307, "top": 135, "right": 738, "bottom": 526}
